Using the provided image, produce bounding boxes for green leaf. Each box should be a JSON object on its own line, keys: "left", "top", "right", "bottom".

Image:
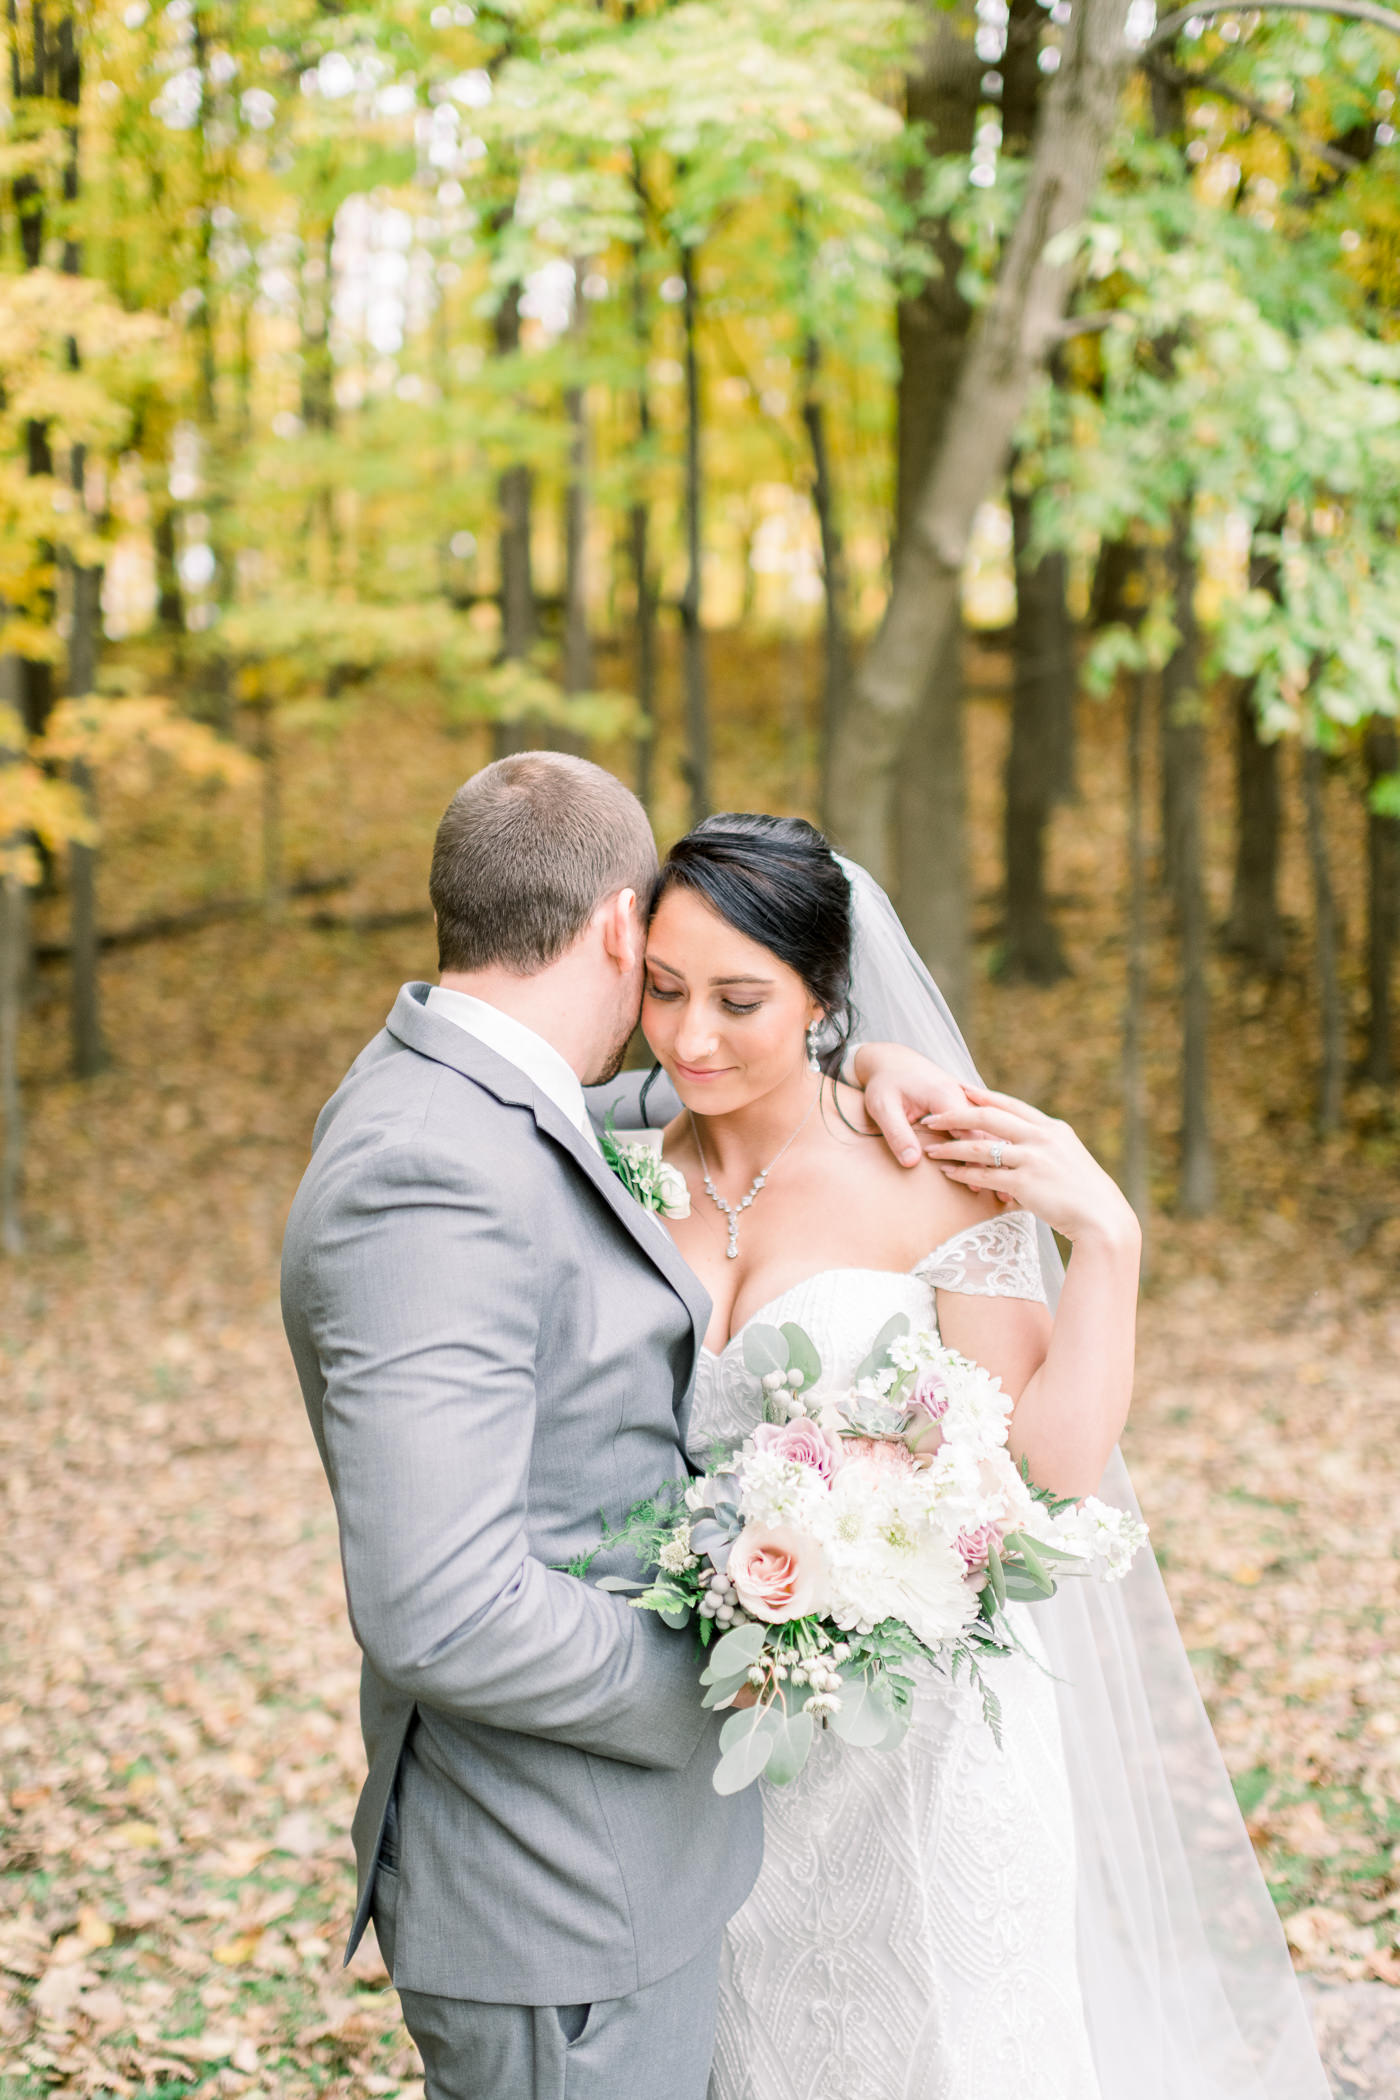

{"left": 701, "top": 1673, "right": 753, "bottom": 1710}
{"left": 828, "top": 1675, "right": 897, "bottom": 1749}
{"left": 1002, "top": 1569, "right": 1057, "bottom": 1603}
{"left": 700, "top": 1622, "right": 766, "bottom": 1681}
{"left": 713, "top": 1707, "right": 782, "bottom": 1794}
{"left": 595, "top": 1575, "right": 647, "bottom": 1592}
{"left": 984, "top": 1541, "right": 1007, "bottom": 1613}
{"left": 779, "top": 1322, "right": 823, "bottom": 1390}
{"left": 657, "top": 1602, "right": 692, "bottom": 1629}
{"left": 742, "top": 1323, "right": 789, "bottom": 1381}
{"left": 853, "top": 1313, "right": 910, "bottom": 1385}
{"left": 1015, "top": 1538, "right": 1054, "bottom": 1590}
{"left": 764, "top": 1709, "right": 815, "bottom": 1786}
{"left": 874, "top": 1701, "right": 912, "bottom": 1753}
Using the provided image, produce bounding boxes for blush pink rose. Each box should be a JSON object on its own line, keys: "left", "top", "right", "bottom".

{"left": 955, "top": 1521, "right": 1006, "bottom": 1574}
{"left": 752, "top": 1419, "right": 842, "bottom": 1479}
{"left": 845, "top": 1436, "right": 916, "bottom": 1474}
{"left": 903, "top": 1404, "right": 946, "bottom": 1462}
{"left": 728, "top": 1525, "right": 827, "bottom": 1623}
{"left": 910, "top": 1366, "right": 950, "bottom": 1415}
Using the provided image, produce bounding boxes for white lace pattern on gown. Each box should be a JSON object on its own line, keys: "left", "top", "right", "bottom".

{"left": 690, "top": 1214, "right": 1101, "bottom": 2100}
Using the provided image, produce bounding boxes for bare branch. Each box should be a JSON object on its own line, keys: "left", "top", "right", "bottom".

{"left": 1147, "top": 54, "right": 1363, "bottom": 175}
{"left": 1144, "top": 0, "right": 1400, "bottom": 55}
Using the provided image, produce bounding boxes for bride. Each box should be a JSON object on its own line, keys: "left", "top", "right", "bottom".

{"left": 621, "top": 812, "right": 1329, "bottom": 2100}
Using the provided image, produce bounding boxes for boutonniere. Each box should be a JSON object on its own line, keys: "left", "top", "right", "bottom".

{"left": 599, "top": 1116, "right": 692, "bottom": 1220}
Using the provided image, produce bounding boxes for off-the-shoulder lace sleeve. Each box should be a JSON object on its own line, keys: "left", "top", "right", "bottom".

{"left": 914, "top": 1212, "right": 1047, "bottom": 1304}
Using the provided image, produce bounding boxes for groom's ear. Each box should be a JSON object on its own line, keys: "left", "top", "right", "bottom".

{"left": 598, "top": 885, "right": 644, "bottom": 973}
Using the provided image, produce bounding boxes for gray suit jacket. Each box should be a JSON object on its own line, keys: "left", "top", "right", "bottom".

{"left": 281, "top": 986, "right": 761, "bottom": 2004}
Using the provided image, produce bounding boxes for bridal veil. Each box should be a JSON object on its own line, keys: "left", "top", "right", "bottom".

{"left": 839, "top": 855, "right": 1330, "bottom": 2100}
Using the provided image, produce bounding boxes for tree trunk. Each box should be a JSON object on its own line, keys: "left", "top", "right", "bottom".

{"left": 679, "top": 240, "right": 709, "bottom": 827}
{"left": 1222, "top": 681, "right": 1285, "bottom": 971}
{"left": 1090, "top": 535, "right": 1137, "bottom": 631}
{"left": 1161, "top": 509, "right": 1214, "bottom": 1214}
{"left": 1219, "top": 537, "right": 1285, "bottom": 968}
{"left": 628, "top": 179, "right": 658, "bottom": 817}
{"left": 890, "top": 5, "right": 980, "bottom": 1014}
{"left": 0, "top": 872, "right": 27, "bottom": 1256}
{"left": 59, "top": 12, "right": 105, "bottom": 1079}
{"left": 561, "top": 265, "right": 592, "bottom": 751}
{"left": 1364, "top": 720, "right": 1398, "bottom": 1085}
{"left": 258, "top": 706, "right": 283, "bottom": 915}
{"left": 802, "top": 331, "right": 851, "bottom": 833}
{"left": 493, "top": 277, "right": 535, "bottom": 761}
{"left": 1301, "top": 744, "right": 1344, "bottom": 1134}
{"left": 1002, "top": 480, "right": 1072, "bottom": 981}
{"left": 895, "top": 627, "right": 971, "bottom": 1019}
{"left": 13, "top": 6, "right": 56, "bottom": 743}
{"left": 828, "top": 0, "right": 1136, "bottom": 878}
{"left": 1121, "top": 668, "right": 1150, "bottom": 1256}
{"left": 67, "top": 556, "right": 105, "bottom": 1079}
{"left": 1160, "top": 505, "right": 1198, "bottom": 914}
{"left": 154, "top": 502, "right": 186, "bottom": 638}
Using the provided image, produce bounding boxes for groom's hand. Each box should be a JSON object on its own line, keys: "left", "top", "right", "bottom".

{"left": 852, "top": 1043, "right": 976, "bottom": 1169}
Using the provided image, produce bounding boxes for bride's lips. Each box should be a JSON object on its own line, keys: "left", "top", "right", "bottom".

{"left": 673, "top": 1061, "right": 733, "bottom": 1083}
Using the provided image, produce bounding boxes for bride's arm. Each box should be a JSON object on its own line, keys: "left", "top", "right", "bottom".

{"left": 926, "top": 1088, "right": 1142, "bottom": 1498}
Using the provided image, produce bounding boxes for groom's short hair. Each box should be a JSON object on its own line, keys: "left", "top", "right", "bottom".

{"left": 430, "top": 752, "right": 658, "bottom": 974}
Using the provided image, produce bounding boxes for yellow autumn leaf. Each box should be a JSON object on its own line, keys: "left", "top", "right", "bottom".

{"left": 109, "top": 1819, "right": 161, "bottom": 1849}
{"left": 212, "top": 1931, "right": 264, "bottom": 1967}
{"left": 76, "top": 1907, "right": 114, "bottom": 1950}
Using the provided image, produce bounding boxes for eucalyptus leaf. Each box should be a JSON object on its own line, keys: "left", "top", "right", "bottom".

{"left": 712, "top": 1706, "right": 782, "bottom": 1794}
{"left": 594, "top": 1575, "right": 647, "bottom": 1592}
{"left": 875, "top": 1702, "right": 912, "bottom": 1753}
{"left": 742, "top": 1323, "right": 789, "bottom": 1381}
{"left": 853, "top": 1312, "right": 910, "bottom": 1385}
{"left": 701, "top": 1673, "right": 753, "bottom": 1710}
{"left": 1002, "top": 1569, "right": 1057, "bottom": 1602}
{"left": 658, "top": 1603, "right": 692, "bottom": 1629}
{"left": 764, "top": 1708, "right": 815, "bottom": 1785}
{"left": 779, "top": 1322, "right": 823, "bottom": 1391}
{"left": 701, "top": 1621, "right": 766, "bottom": 1681}
{"left": 827, "top": 1676, "right": 896, "bottom": 1749}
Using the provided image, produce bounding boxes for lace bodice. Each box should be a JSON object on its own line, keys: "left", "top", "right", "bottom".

{"left": 688, "top": 1211, "right": 1046, "bottom": 1464}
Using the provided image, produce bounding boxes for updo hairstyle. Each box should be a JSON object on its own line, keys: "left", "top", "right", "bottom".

{"left": 649, "top": 813, "right": 855, "bottom": 1074}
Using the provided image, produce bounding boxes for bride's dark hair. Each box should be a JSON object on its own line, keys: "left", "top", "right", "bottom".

{"left": 648, "top": 813, "right": 855, "bottom": 1074}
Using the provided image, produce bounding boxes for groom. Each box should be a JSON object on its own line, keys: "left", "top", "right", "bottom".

{"left": 282, "top": 752, "right": 965, "bottom": 2100}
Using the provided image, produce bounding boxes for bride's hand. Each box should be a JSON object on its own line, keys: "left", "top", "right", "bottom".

{"left": 852, "top": 1043, "right": 979, "bottom": 1168}
{"left": 923, "top": 1085, "right": 1140, "bottom": 1251}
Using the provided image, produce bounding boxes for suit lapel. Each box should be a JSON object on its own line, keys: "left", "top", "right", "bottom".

{"left": 385, "top": 985, "right": 710, "bottom": 1382}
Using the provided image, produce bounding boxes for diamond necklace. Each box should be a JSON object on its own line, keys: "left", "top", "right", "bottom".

{"left": 688, "top": 1084, "right": 822, "bottom": 1261}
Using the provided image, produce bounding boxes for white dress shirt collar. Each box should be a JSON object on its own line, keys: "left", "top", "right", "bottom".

{"left": 424, "top": 985, "right": 601, "bottom": 1154}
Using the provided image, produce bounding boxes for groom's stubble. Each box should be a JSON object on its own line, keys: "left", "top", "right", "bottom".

{"left": 584, "top": 969, "right": 647, "bottom": 1088}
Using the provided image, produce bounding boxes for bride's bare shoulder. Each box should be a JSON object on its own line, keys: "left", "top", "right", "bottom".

{"left": 823, "top": 1081, "right": 999, "bottom": 1247}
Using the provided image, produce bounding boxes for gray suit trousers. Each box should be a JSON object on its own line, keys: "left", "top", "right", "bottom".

{"left": 373, "top": 1860, "right": 721, "bottom": 2100}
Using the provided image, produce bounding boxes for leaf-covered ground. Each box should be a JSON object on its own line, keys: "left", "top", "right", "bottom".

{"left": 2, "top": 644, "right": 1398, "bottom": 2095}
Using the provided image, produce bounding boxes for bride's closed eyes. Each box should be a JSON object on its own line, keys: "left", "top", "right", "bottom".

{"left": 645, "top": 978, "right": 765, "bottom": 1017}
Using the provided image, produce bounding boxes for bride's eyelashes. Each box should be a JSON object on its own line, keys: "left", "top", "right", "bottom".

{"left": 645, "top": 981, "right": 764, "bottom": 1018}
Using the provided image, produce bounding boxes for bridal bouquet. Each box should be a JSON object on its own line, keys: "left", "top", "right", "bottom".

{"left": 577, "top": 1313, "right": 1147, "bottom": 1794}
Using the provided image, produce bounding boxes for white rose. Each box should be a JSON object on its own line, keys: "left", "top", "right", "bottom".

{"left": 656, "top": 1159, "right": 691, "bottom": 1219}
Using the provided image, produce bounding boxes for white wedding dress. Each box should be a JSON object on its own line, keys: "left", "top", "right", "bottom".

{"left": 688, "top": 1212, "right": 1103, "bottom": 2100}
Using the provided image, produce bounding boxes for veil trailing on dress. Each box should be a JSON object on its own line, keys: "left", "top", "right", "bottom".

{"left": 839, "top": 856, "right": 1330, "bottom": 2100}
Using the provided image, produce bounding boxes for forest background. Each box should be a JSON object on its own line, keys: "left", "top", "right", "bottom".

{"left": 1, "top": 0, "right": 1400, "bottom": 2093}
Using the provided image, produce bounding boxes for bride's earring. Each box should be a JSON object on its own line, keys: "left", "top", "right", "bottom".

{"left": 806, "top": 1019, "right": 822, "bottom": 1074}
